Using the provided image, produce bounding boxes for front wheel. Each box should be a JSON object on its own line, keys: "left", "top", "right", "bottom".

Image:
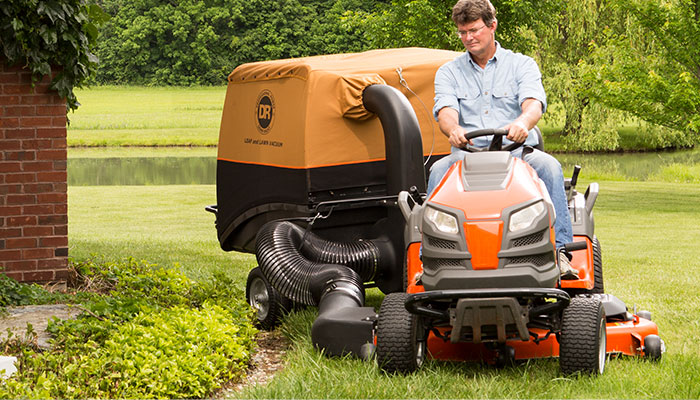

{"left": 643, "top": 335, "right": 664, "bottom": 361}
{"left": 559, "top": 296, "right": 607, "bottom": 375}
{"left": 376, "top": 292, "right": 427, "bottom": 374}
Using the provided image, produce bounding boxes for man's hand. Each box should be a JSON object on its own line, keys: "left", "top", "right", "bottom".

{"left": 448, "top": 125, "right": 471, "bottom": 148}
{"left": 505, "top": 98, "right": 543, "bottom": 143}
{"left": 437, "top": 107, "right": 472, "bottom": 148}
{"left": 505, "top": 120, "right": 529, "bottom": 143}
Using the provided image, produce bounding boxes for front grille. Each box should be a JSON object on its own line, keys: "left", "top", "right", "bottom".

{"left": 512, "top": 231, "right": 544, "bottom": 247}
{"left": 428, "top": 237, "right": 457, "bottom": 249}
{"left": 507, "top": 254, "right": 551, "bottom": 267}
{"left": 424, "top": 258, "right": 463, "bottom": 270}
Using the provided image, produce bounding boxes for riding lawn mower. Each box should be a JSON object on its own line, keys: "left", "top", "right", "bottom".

{"left": 207, "top": 48, "right": 664, "bottom": 375}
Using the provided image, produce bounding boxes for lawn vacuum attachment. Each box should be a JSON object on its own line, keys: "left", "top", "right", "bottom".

{"left": 207, "top": 48, "right": 664, "bottom": 375}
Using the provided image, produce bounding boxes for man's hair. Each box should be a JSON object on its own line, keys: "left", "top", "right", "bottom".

{"left": 452, "top": 0, "right": 496, "bottom": 26}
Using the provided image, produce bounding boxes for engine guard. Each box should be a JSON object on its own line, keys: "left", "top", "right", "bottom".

{"left": 405, "top": 288, "right": 571, "bottom": 320}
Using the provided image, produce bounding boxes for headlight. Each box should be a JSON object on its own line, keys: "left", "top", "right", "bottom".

{"left": 509, "top": 201, "right": 545, "bottom": 232}
{"left": 425, "top": 207, "right": 459, "bottom": 234}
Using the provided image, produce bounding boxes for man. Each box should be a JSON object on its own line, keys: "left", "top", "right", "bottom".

{"left": 429, "top": 0, "right": 578, "bottom": 279}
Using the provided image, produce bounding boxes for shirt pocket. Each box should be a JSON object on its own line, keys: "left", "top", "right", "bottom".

{"left": 457, "top": 87, "right": 481, "bottom": 124}
{"left": 491, "top": 85, "right": 520, "bottom": 118}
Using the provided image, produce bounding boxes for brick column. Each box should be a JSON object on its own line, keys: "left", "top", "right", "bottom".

{"left": 0, "top": 59, "right": 69, "bottom": 283}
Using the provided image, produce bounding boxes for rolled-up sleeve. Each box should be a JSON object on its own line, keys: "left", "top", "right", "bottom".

{"left": 433, "top": 63, "right": 460, "bottom": 121}
{"left": 516, "top": 56, "right": 547, "bottom": 114}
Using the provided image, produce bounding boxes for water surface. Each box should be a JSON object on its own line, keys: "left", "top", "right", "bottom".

{"left": 67, "top": 148, "right": 700, "bottom": 186}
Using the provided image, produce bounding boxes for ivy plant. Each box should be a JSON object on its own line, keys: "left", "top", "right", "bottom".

{"left": 0, "top": 0, "right": 109, "bottom": 112}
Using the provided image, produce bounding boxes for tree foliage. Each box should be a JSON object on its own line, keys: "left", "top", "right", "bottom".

{"left": 349, "top": 0, "right": 561, "bottom": 53}
{"left": 94, "top": 0, "right": 379, "bottom": 85}
{"left": 584, "top": 0, "right": 700, "bottom": 144}
{"left": 0, "top": 0, "right": 109, "bottom": 111}
{"left": 529, "top": 0, "right": 627, "bottom": 150}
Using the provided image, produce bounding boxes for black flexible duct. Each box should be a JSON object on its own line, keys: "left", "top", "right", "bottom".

{"left": 255, "top": 220, "right": 379, "bottom": 306}
{"left": 256, "top": 220, "right": 378, "bottom": 356}
{"left": 298, "top": 233, "right": 378, "bottom": 283}
{"left": 252, "top": 85, "right": 425, "bottom": 356}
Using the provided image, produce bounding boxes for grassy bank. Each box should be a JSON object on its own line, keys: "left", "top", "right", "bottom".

{"left": 67, "top": 180, "right": 700, "bottom": 398}
{"left": 69, "top": 86, "right": 695, "bottom": 152}
{"left": 68, "top": 184, "right": 253, "bottom": 283}
{"left": 68, "top": 86, "right": 225, "bottom": 147}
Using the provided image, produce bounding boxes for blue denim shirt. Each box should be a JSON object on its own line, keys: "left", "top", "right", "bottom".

{"left": 433, "top": 43, "right": 547, "bottom": 148}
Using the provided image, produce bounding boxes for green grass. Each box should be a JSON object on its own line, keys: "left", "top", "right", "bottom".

{"left": 68, "top": 181, "right": 700, "bottom": 398}
{"left": 68, "top": 185, "right": 255, "bottom": 284}
{"left": 68, "top": 146, "right": 217, "bottom": 159}
{"left": 68, "top": 86, "right": 225, "bottom": 147}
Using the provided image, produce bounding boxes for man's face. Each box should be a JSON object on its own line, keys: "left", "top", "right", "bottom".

{"left": 456, "top": 18, "right": 496, "bottom": 57}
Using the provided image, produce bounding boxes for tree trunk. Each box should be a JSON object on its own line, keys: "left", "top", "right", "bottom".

{"left": 561, "top": 95, "right": 589, "bottom": 136}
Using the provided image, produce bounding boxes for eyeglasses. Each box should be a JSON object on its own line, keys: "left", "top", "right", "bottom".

{"left": 456, "top": 24, "right": 488, "bottom": 38}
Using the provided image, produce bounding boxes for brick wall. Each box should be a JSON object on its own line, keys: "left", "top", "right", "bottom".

{"left": 0, "top": 59, "right": 69, "bottom": 283}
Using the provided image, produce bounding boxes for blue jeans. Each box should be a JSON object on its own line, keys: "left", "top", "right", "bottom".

{"left": 426, "top": 147, "right": 573, "bottom": 248}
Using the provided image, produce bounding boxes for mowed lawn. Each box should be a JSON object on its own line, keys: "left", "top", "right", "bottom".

{"left": 68, "top": 86, "right": 225, "bottom": 146}
{"left": 68, "top": 180, "right": 700, "bottom": 399}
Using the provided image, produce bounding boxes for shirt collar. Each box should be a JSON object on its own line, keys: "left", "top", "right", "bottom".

{"left": 466, "top": 41, "right": 502, "bottom": 69}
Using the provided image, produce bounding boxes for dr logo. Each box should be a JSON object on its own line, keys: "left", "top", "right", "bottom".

{"left": 255, "top": 90, "right": 275, "bottom": 134}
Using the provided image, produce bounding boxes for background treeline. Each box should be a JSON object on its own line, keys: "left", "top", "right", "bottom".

{"left": 91, "top": 0, "right": 700, "bottom": 150}
{"left": 93, "top": 0, "right": 383, "bottom": 85}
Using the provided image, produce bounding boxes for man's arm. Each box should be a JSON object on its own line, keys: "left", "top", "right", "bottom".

{"left": 503, "top": 98, "right": 543, "bottom": 143}
{"left": 436, "top": 107, "right": 471, "bottom": 148}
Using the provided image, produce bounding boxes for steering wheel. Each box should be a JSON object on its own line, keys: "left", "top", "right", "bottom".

{"left": 461, "top": 128, "right": 524, "bottom": 153}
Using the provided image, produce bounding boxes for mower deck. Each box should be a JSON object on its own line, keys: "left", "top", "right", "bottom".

{"left": 424, "top": 315, "right": 659, "bottom": 363}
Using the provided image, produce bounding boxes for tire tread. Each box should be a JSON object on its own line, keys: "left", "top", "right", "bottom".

{"left": 376, "top": 293, "right": 419, "bottom": 374}
{"left": 559, "top": 296, "right": 606, "bottom": 375}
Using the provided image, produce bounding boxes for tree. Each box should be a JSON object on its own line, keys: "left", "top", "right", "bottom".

{"left": 582, "top": 0, "right": 700, "bottom": 146}
{"left": 528, "top": 0, "right": 630, "bottom": 150}
{"left": 94, "top": 0, "right": 380, "bottom": 85}
{"left": 351, "top": 0, "right": 561, "bottom": 53}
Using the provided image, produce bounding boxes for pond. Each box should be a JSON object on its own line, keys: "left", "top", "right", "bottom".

{"left": 68, "top": 157, "right": 216, "bottom": 186}
{"left": 67, "top": 147, "right": 700, "bottom": 186}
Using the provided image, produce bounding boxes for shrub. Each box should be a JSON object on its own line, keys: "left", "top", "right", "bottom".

{"left": 0, "top": 258, "right": 258, "bottom": 399}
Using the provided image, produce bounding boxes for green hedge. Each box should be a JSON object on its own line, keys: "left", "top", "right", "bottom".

{"left": 94, "top": 0, "right": 380, "bottom": 85}
{"left": 0, "top": 0, "right": 108, "bottom": 111}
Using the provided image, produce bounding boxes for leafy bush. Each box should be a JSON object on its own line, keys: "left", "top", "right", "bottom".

{"left": 0, "top": 0, "right": 109, "bottom": 111}
{"left": 0, "top": 258, "right": 257, "bottom": 399}
{"left": 0, "top": 274, "right": 60, "bottom": 307}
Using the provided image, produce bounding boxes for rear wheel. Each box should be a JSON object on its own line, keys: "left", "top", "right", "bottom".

{"left": 245, "top": 267, "right": 289, "bottom": 330}
{"left": 376, "top": 292, "right": 427, "bottom": 374}
{"left": 559, "top": 296, "right": 607, "bottom": 375}
{"left": 590, "top": 236, "right": 604, "bottom": 294}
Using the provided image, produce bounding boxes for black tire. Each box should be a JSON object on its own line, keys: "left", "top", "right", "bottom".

{"left": 643, "top": 335, "right": 663, "bottom": 361}
{"left": 376, "top": 292, "right": 427, "bottom": 374}
{"left": 245, "top": 267, "right": 288, "bottom": 330}
{"left": 559, "top": 296, "right": 607, "bottom": 375}
{"left": 590, "top": 236, "right": 604, "bottom": 294}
